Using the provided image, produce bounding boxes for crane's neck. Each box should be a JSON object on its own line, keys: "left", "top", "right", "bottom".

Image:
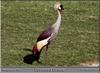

{"left": 52, "top": 10, "right": 61, "bottom": 30}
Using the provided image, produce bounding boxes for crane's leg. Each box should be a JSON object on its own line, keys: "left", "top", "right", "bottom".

{"left": 45, "top": 45, "right": 48, "bottom": 64}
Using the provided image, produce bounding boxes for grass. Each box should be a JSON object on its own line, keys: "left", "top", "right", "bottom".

{"left": 1, "top": 1, "right": 99, "bottom": 67}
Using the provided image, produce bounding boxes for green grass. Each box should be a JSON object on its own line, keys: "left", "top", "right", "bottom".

{"left": 1, "top": 1, "right": 99, "bottom": 67}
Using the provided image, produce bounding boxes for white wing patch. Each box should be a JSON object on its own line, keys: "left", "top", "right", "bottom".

{"left": 37, "top": 36, "right": 51, "bottom": 51}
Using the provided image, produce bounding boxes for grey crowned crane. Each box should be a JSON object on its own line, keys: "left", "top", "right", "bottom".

{"left": 23, "top": 2, "right": 64, "bottom": 64}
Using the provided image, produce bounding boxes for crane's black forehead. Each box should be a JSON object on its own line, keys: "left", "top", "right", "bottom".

{"left": 60, "top": 5, "right": 63, "bottom": 7}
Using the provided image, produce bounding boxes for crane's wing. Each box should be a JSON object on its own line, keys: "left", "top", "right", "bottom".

{"left": 37, "top": 27, "right": 54, "bottom": 42}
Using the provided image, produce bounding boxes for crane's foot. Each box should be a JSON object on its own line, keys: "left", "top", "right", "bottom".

{"left": 45, "top": 59, "right": 48, "bottom": 65}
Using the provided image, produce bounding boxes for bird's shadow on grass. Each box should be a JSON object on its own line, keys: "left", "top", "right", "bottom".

{"left": 22, "top": 48, "right": 43, "bottom": 65}
{"left": 22, "top": 48, "right": 33, "bottom": 64}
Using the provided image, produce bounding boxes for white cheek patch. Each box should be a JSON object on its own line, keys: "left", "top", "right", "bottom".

{"left": 58, "top": 7, "right": 61, "bottom": 10}
{"left": 37, "top": 37, "right": 51, "bottom": 51}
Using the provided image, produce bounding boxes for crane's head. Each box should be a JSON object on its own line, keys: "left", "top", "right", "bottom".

{"left": 54, "top": 2, "right": 64, "bottom": 12}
